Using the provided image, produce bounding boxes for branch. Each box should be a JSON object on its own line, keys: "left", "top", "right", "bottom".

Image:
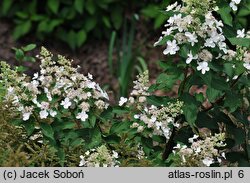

{"left": 162, "top": 127, "right": 176, "bottom": 160}
{"left": 179, "top": 67, "right": 189, "bottom": 95}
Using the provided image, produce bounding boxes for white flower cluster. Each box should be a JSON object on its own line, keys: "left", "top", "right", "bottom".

{"left": 236, "top": 29, "right": 250, "bottom": 70}
{"left": 79, "top": 145, "right": 119, "bottom": 167}
{"left": 131, "top": 101, "right": 184, "bottom": 140}
{"left": 1, "top": 47, "right": 109, "bottom": 123}
{"left": 173, "top": 133, "right": 226, "bottom": 167}
{"left": 119, "top": 71, "right": 183, "bottom": 140}
{"left": 222, "top": 30, "right": 250, "bottom": 71}
{"left": 155, "top": 5, "right": 226, "bottom": 74}
{"left": 230, "top": 0, "right": 241, "bottom": 11}
{"left": 243, "top": 52, "right": 250, "bottom": 70}
{"left": 136, "top": 145, "right": 146, "bottom": 160}
{"left": 118, "top": 70, "right": 149, "bottom": 107}
{"left": 155, "top": 0, "right": 249, "bottom": 74}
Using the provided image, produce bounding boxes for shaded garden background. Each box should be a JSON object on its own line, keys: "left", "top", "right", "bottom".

{"left": 0, "top": 0, "right": 181, "bottom": 101}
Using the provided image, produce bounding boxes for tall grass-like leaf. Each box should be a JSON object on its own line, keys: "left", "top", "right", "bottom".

{"left": 108, "top": 31, "right": 116, "bottom": 74}
{"left": 119, "top": 19, "right": 135, "bottom": 97}
{"left": 137, "top": 57, "right": 148, "bottom": 72}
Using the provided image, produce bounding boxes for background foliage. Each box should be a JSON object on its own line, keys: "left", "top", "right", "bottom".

{"left": 0, "top": 0, "right": 173, "bottom": 50}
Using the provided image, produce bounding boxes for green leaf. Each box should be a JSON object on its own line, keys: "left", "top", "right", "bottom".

{"left": 141, "top": 5, "right": 158, "bottom": 18}
{"left": 89, "top": 115, "right": 96, "bottom": 128}
{"left": 57, "top": 148, "right": 65, "bottom": 166}
{"left": 76, "top": 29, "right": 87, "bottom": 47}
{"left": 61, "top": 122, "right": 75, "bottom": 130}
{"left": 232, "top": 110, "right": 249, "bottom": 126}
{"left": 226, "top": 152, "right": 249, "bottom": 164}
{"left": 48, "top": 19, "right": 63, "bottom": 32}
{"left": 37, "top": 20, "right": 48, "bottom": 32}
{"left": 218, "top": 5, "right": 233, "bottom": 26}
{"left": 223, "top": 25, "right": 236, "bottom": 38}
{"left": 152, "top": 135, "right": 165, "bottom": 143}
{"left": 154, "top": 14, "right": 167, "bottom": 29}
{"left": 196, "top": 112, "right": 219, "bottom": 130}
{"left": 181, "top": 93, "right": 199, "bottom": 127}
{"left": 84, "top": 17, "right": 97, "bottom": 32}
{"left": 238, "top": 4, "right": 250, "bottom": 16}
{"left": 62, "top": 131, "right": 79, "bottom": 142}
{"left": 22, "top": 44, "right": 36, "bottom": 52}
{"left": 235, "top": 62, "right": 246, "bottom": 75}
{"left": 201, "top": 73, "right": 230, "bottom": 91}
{"left": 224, "top": 92, "right": 241, "bottom": 112}
{"left": 180, "top": 45, "right": 189, "bottom": 58}
{"left": 211, "top": 76, "right": 230, "bottom": 91}
{"left": 2, "top": 0, "right": 13, "bottom": 16}
{"left": 147, "top": 96, "right": 171, "bottom": 106}
{"left": 156, "top": 73, "right": 182, "bottom": 90}
{"left": 13, "top": 21, "right": 32, "bottom": 40}
{"left": 110, "top": 121, "right": 131, "bottom": 134}
{"left": 112, "top": 107, "right": 129, "bottom": 115}
{"left": 74, "top": 0, "right": 84, "bottom": 14}
{"left": 40, "top": 123, "right": 54, "bottom": 140}
{"left": 227, "top": 127, "right": 245, "bottom": 145}
{"left": 86, "top": 0, "right": 96, "bottom": 15}
{"left": 195, "top": 93, "right": 205, "bottom": 103}
{"left": 102, "top": 16, "right": 111, "bottom": 28}
{"left": 23, "top": 120, "right": 35, "bottom": 136}
{"left": 104, "top": 135, "right": 121, "bottom": 144}
{"left": 158, "top": 60, "right": 172, "bottom": 70}
{"left": 99, "top": 107, "right": 113, "bottom": 120}
{"left": 47, "top": 0, "right": 60, "bottom": 14}
{"left": 16, "top": 11, "right": 28, "bottom": 19}
{"left": 86, "top": 127, "right": 102, "bottom": 149}
{"left": 206, "top": 88, "right": 222, "bottom": 102}
{"left": 111, "top": 7, "right": 123, "bottom": 29}
{"left": 223, "top": 63, "right": 234, "bottom": 77}
{"left": 71, "top": 138, "right": 84, "bottom": 147}
{"left": 228, "top": 37, "right": 250, "bottom": 47}
{"left": 16, "top": 66, "right": 27, "bottom": 72}
{"left": 141, "top": 137, "right": 153, "bottom": 155}
{"left": 15, "top": 49, "right": 24, "bottom": 61}
{"left": 30, "top": 14, "right": 45, "bottom": 21}
{"left": 38, "top": 19, "right": 62, "bottom": 33}
{"left": 154, "top": 35, "right": 172, "bottom": 46}
{"left": 67, "top": 30, "right": 76, "bottom": 50}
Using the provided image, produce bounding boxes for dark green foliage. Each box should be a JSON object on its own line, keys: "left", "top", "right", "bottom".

{"left": 0, "top": 0, "right": 174, "bottom": 50}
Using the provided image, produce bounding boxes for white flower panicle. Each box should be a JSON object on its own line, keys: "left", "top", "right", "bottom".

{"left": 130, "top": 70, "right": 150, "bottom": 97}
{"left": 155, "top": 0, "right": 249, "bottom": 75}
{"left": 131, "top": 101, "right": 184, "bottom": 140}
{"left": 222, "top": 47, "right": 250, "bottom": 71}
{"left": 173, "top": 133, "right": 227, "bottom": 167}
{"left": 123, "top": 70, "right": 184, "bottom": 140}
{"left": 79, "top": 145, "right": 119, "bottom": 167}
{"left": 1, "top": 47, "right": 109, "bottom": 123}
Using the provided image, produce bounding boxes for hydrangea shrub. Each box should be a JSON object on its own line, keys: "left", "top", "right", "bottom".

{"left": 0, "top": 47, "right": 109, "bottom": 165}
{"left": 0, "top": 0, "right": 249, "bottom": 167}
